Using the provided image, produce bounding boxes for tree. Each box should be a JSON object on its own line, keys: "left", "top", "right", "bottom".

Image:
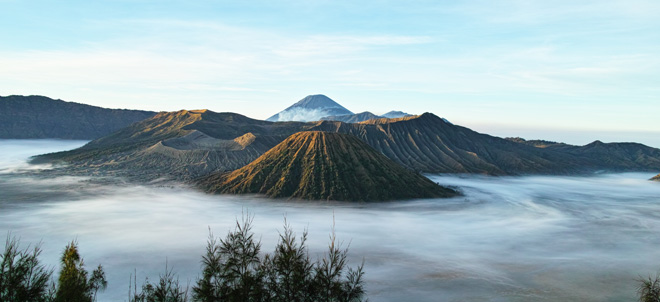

{"left": 638, "top": 274, "right": 660, "bottom": 302}
{"left": 193, "top": 215, "right": 265, "bottom": 302}
{"left": 262, "top": 220, "right": 314, "bottom": 302}
{"left": 55, "top": 240, "right": 106, "bottom": 302}
{"left": 0, "top": 234, "right": 54, "bottom": 302}
{"left": 312, "top": 224, "right": 364, "bottom": 302}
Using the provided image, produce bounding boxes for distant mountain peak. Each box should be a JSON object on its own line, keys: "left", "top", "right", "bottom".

{"left": 290, "top": 94, "right": 343, "bottom": 108}
{"left": 266, "top": 95, "right": 353, "bottom": 122}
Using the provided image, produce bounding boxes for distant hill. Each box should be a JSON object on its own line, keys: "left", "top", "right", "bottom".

{"left": 0, "top": 95, "right": 156, "bottom": 139}
{"left": 34, "top": 110, "right": 660, "bottom": 181}
{"left": 266, "top": 95, "right": 353, "bottom": 122}
{"left": 542, "top": 140, "right": 660, "bottom": 170}
{"left": 321, "top": 111, "right": 381, "bottom": 123}
{"left": 198, "top": 131, "right": 458, "bottom": 201}
{"left": 381, "top": 111, "right": 412, "bottom": 119}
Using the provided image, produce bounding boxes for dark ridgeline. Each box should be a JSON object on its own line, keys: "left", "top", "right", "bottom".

{"left": 0, "top": 95, "right": 156, "bottom": 139}
{"left": 33, "top": 110, "right": 660, "bottom": 183}
{"left": 198, "top": 131, "right": 458, "bottom": 201}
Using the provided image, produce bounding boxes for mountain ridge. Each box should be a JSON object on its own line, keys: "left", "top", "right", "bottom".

{"left": 0, "top": 95, "right": 157, "bottom": 139}
{"left": 321, "top": 111, "right": 382, "bottom": 123}
{"left": 33, "top": 110, "right": 660, "bottom": 181}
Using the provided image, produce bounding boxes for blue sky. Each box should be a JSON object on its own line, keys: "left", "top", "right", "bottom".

{"left": 2, "top": 0, "right": 659, "bottom": 146}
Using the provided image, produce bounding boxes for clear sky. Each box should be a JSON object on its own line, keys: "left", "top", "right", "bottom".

{"left": 1, "top": 0, "right": 659, "bottom": 146}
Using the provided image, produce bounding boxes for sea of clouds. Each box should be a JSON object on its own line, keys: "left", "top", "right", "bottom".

{"left": 1, "top": 139, "right": 659, "bottom": 301}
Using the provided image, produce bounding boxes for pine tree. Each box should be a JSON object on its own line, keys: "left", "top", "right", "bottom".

{"left": 313, "top": 225, "right": 364, "bottom": 302}
{"left": 54, "top": 240, "right": 106, "bottom": 302}
{"left": 193, "top": 214, "right": 265, "bottom": 302}
{"left": 262, "top": 220, "right": 314, "bottom": 302}
{"left": 0, "top": 234, "right": 54, "bottom": 302}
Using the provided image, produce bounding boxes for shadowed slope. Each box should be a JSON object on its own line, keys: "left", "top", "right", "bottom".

{"left": 199, "top": 131, "right": 458, "bottom": 201}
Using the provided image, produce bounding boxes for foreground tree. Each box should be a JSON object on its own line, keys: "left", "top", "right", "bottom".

{"left": 55, "top": 240, "right": 107, "bottom": 302}
{"left": 0, "top": 235, "right": 54, "bottom": 302}
{"left": 262, "top": 220, "right": 314, "bottom": 302}
{"left": 638, "top": 274, "right": 660, "bottom": 302}
{"left": 313, "top": 228, "right": 364, "bottom": 302}
{"left": 193, "top": 216, "right": 266, "bottom": 302}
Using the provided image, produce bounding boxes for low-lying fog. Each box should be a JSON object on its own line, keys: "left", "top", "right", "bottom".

{"left": 1, "top": 139, "right": 659, "bottom": 302}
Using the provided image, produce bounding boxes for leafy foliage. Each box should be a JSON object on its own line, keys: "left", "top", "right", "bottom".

{"left": 0, "top": 234, "right": 54, "bottom": 302}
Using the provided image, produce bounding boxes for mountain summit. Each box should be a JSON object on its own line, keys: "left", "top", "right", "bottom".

{"left": 198, "top": 131, "right": 458, "bottom": 201}
{"left": 266, "top": 95, "right": 353, "bottom": 122}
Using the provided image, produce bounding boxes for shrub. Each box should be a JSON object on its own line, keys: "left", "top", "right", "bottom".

{"left": 129, "top": 265, "right": 189, "bottom": 302}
